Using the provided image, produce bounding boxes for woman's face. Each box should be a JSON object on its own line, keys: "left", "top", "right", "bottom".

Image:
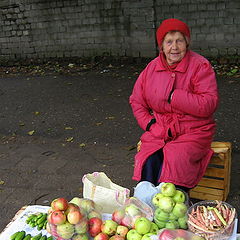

{"left": 162, "top": 31, "right": 188, "bottom": 65}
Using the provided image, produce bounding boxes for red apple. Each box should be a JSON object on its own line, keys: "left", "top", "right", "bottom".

{"left": 73, "top": 233, "right": 89, "bottom": 240}
{"left": 88, "top": 217, "right": 103, "bottom": 237}
{"left": 116, "top": 225, "right": 129, "bottom": 238}
{"left": 51, "top": 210, "right": 66, "bottom": 225}
{"left": 51, "top": 197, "right": 69, "bottom": 211}
{"left": 94, "top": 232, "right": 109, "bottom": 240}
{"left": 65, "top": 203, "right": 81, "bottom": 214}
{"left": 120, "top": 215, "right": 132, "bottom": 228}
{"left": 109, "top": 235, "right": 125, "bottom": 240}
{"left": 67, "top": 210, "right": 83, "bottom": 224}
{"left": 112, "top": 209, "right": 125, "bottom": 224}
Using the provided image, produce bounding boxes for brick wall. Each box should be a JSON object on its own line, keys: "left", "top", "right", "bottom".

{"left": 0, "top": 0, "right": 239, "bottom": 61}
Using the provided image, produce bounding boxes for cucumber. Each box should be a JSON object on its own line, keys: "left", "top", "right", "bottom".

{"left": 23, "top": 234, "right": 31, "bottom": 240}
{"left": 31, "top": 233, "right": 42, "bottom": 240}
{"left": 37, "top": 214, "right": 47, "bottom": 225}
{"left": 10, "top": 231, "right": 20, "bottom": 240}
{"left": 46, "top": 237, "right": 53, "bottom": 240}
{"left": 15, "top": 231, "right": 26, "bottom": 240}
{"left": 39, "top": 236, "right": 47, "bottom": 240}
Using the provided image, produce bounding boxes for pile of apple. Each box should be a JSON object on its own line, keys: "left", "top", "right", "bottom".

{"left": 90, "top": 217, "right": 159, "bottom": 240}
{"left": 46, "top": 197, "right": 102, "bottom": 240}
{"left": 152, "top": 183, "right": 188, "bottom": 230}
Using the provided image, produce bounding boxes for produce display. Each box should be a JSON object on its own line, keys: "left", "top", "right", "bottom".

{"left": 152, "top": 183, "right": 188, "bottom": 230}
{"left": 3, "top": 182, "right": 238, "bottom": 240}
{"left": 187, "top": 200, "right": 236, "bottom": 240}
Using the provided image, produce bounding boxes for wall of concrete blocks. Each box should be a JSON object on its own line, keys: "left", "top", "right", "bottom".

{"left": 0, "top": 0, "right": 239, "bottom": 61}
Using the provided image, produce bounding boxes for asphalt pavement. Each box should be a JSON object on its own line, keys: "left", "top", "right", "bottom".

{"left": 0, "top": 60, "right": 239, "bottom": 233}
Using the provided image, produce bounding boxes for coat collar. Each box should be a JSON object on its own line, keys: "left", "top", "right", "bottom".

{"left": 155, "top": 50, "right": 190, "bottom": 73}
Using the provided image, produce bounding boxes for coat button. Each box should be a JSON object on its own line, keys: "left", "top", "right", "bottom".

{"left": 171, "top": 73, "right": 175, "bottom": 78}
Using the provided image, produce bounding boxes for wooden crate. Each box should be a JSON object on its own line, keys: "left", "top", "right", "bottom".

{"left": 189, "top": 141, "right": 232, "bottom": 201}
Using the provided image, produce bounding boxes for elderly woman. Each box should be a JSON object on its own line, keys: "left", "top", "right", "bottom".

{"left": 129, "top": 18, "right": 219, "bottom": 192}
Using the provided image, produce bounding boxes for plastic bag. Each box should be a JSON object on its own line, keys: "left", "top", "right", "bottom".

{"left": 82, "top": 172, "right": 130, "bottom": 214}
{"left": 158, "top": 229, "right": 205, "bottom": 240}
{"left": 111, "top": 197, "right": 154, "bottom": 228}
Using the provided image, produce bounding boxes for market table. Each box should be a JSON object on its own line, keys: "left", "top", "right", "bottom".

{"left": 0, "top": 205, "right": 239, "bottom": 240}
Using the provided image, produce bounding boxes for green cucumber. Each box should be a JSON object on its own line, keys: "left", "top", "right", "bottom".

{"left": 23, "top": 234, "right": 31, "bottom": 240}
{"left": 46, "top": 237, "right": 53, "bottom": 240}
{"left": 31, "top": 233, "right": 42, "bottom": 240}
{"left": 15, "top": 231, "right": 26, "bottom": 240}
{"left": 37, "top": 214, "right": 47, "bottom": 225}
{"left": 39, "top": 236, "right": 47, "bottom": 240}
{"left": 10, "top": 231, "right": 21, "bottom": 240}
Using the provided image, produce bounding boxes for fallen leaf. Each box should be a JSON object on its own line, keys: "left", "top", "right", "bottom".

{"left": 65, "top": 127, "right": 73, "bottom": 130}
{"left": 0, "top": 180, "right": 4, "bottom": 185}
{"left": 19, "top": 122, "right": 25, "bottom": 126}
{"left": 96, "top": 122, "right": 103, "bottom": 126}
{"left": 106, "top": 116, "right": 115, "bottom": 120}
{"left": 66, "top": 137, "right": 74, "bottom": 142}
{"left": 35, "top": 111, "right": 40, "bottom": 115}
{"left": 79, "top": 143, "right": 86, "bottom": 147}
{"left": 28, "top": 130, "right": 35, "bottom": 135}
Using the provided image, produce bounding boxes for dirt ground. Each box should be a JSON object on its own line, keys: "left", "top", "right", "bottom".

{"left": 0, "top": 58, "right": 239, "bottom": 233}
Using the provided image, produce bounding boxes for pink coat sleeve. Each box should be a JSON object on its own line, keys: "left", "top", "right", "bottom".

{"left": 171, "top": 62, "right": 218, "bottom": 117}
{"left": 129, "top": 69, "right": 153, "bottom": 130}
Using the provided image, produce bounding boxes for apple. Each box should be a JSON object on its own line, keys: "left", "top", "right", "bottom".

{"left": 73, "top": 233, "right": 89, "bottom": 240}
{"left": 178, "top": 216, "right": 188, "bottom": 229}
{"left": 172, "top": 190, "right": 186, "bottom": 203}
{"left": 153, "top": 217, "right": 166, "bottom": 229}
{"left": 154, "top": 208, "right": 169, "bottom": 222}
{"left": 158, "top": 197, "right": 175, "bottom": 213}
{"left": 112, "top": 209, "right": 125, "bottom": 224}
{"left": 159, "top": 229, "right": 175, "bottom": 240}
{"left": 70, "top": 197, "right": 95, "bottom": 213}
{"left": 165, "top": 220, "right": 178, "bottom": 229}
{"left": 75, "top": 218, "right": 89, "bottom": 234}
{"left": 134, "top": 217, "right": 152, "bottom": 235}
{"left": 126, "top": 229, "right": 142, "bottom": 240}
{"left": 168, "top": 212, "right": 178, "bottom": 221}
{"left": 51, "top": 210, "right": 66, "bottom": 225}
{"left": 161, "top": 183, "right": 176, "bottom": 197}
{"left": 142, "top": 233, "right": 154, "bottom": 240}
{"left": 56, "top": 221, "right": 75, "bottom": 239}
{"left": 109, "top": 235, "right": 125, "bottom": 240}
{"left": 120, "top": 215, "right": 132, "bottom": 228}
{"left": 172, "top": 203, "right": 187, "bottom": 218}
{"left": 88, "top": 217, "right": 103, "bottom": 237}
{"left": 152, "top": 193, "right": 164, "bottom": 207}
{"left": 51, "top": 197, "right": 69, "bottom": 211}
{"left": 125, "top": 204, "right": 141, "bottom": 217}
{"left": 116, "top": 225, "right": 129, "bottom": 238}
{"left": 67, "top": 210, "right": 83, "bottom": 224}
{"left": 88, "top": 210, "right": 102, "bottom": 220}
{"left": 94, "top": 232, "right": 109, "bottom": 240}
{"left": 65, "top": 203, "right": 81, "bottom": 214}
{"left": 149, "top": 222, "right": 159, "bottom": 234}
{"left": 101, "top": 220, "right": 118, "bottom": 236}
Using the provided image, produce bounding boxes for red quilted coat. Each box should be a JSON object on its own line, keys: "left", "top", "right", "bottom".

{"left": 129, "top": 50, "right": 219, "bottom": 188}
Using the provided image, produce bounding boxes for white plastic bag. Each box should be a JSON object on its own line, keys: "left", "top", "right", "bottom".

{"left": 82, "top": 172, "right": 130, "bottom": 214}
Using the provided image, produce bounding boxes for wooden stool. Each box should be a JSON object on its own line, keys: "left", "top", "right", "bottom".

{"left": 189, "top": 141, "right": 232, "bottom": 201}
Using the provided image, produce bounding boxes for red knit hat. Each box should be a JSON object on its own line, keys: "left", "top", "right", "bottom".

{"left": 156, "top": 18, "right": 190, "bottom": 46}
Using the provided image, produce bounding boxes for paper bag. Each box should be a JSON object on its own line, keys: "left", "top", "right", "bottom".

{"left": 82, "top": 172, "right": 130, "bottom": 214}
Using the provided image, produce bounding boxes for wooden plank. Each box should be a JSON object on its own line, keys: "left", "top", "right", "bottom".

{"left": 190, "top": 191, "right": 224, "bottom": 201}
{"left": 210, "top": 155, "right": 225, "bottom": 165}
{"left": 197, "top": 177, "right": 224, "bottom": 189}
{"left": 191, "top": 185, "right": 224, "bottom": 196}
{"left": 204, "top": 167, "right": 225, "bottom": 178}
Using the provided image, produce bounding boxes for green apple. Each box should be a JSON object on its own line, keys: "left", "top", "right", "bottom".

{"left": 172, "top": 190, "right": 186, "bottom": 203}
{"left": 172, "top": 203, "right": 187, "bottom": 218}
{"left": 125, "top": 204, "right": 141, "bottom": 217}
{"left": 154, "top": 208, "right": 169, "bottom": 222}
{"left": 141, "top": 233, "right": 154, "bottom": 240}
{"left": 149, "top": 222, "right": 159, "bottom": 234}
{"left": 126, "top": 229, "right": 142, "bottom": 240}
{"left": 165, "top": 220, "right": 178, "bottom": 229}
{"left": 178, "top": 215, "right": 188, "bottom": 229}
{"left": 101, "top": 220, "right": 118, "bottom": 236}
{"left": 153, "top": 217, "right": 166, "bottom": 229}
{"left": 168, "top": 212, "right": 178, "bottom": 221}
{"left": 135, "top": 217, "right": 152, "bottom": 235}
{"left": 56, "top": 221, "right": 75, "bottom": 239}
{"left": 152, "top": 193, "right": 164, "bottom": 207}
{"left": 158, "top": 197, "right": 175, "bottom": 213}
{"left": 161, "top": 183, "right": 176, "bottom": 197}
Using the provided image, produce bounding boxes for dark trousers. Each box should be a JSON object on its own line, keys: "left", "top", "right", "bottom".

{"left": 141, "top": 148, "right": 190, "bottom": 193}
